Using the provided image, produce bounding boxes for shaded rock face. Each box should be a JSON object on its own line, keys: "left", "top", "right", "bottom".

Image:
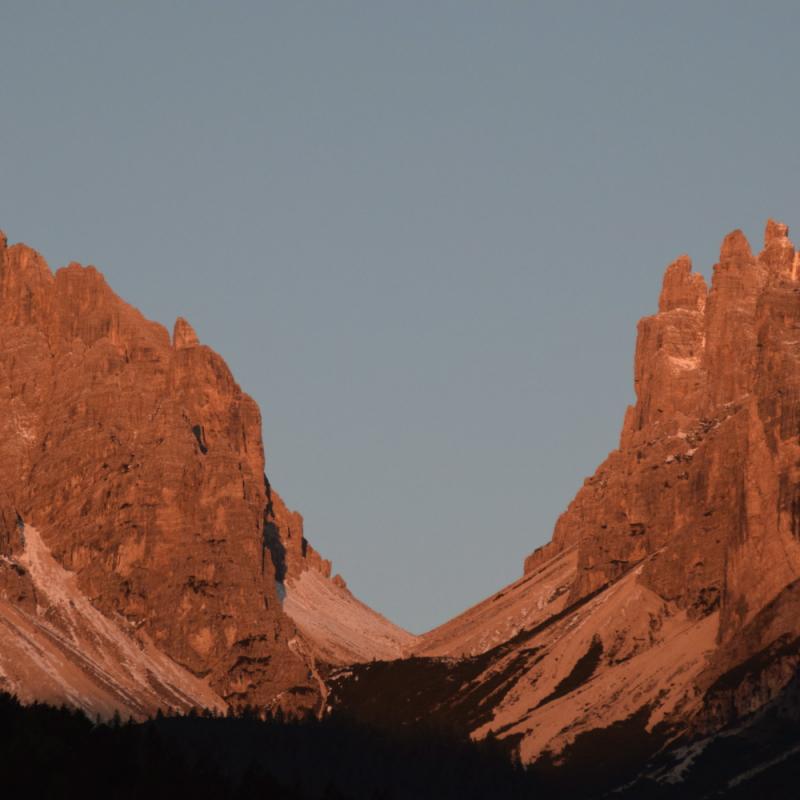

{"left": 0, "top": 233, "right": 318, "bottom": 713}
{"left": 264, "top": 483, "right": 332, "bottom": 583}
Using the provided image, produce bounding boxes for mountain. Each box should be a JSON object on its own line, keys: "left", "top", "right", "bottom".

{"left": 328, "top": 219, "right": 800, "bottom": 780}
{"left": 4, "top": 220, "right": 800, "bottom": 797}
{"left": 0, "top": 231, "right": 410, "bottom": 719}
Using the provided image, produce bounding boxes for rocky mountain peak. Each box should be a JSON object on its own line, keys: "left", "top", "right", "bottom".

{"left": 512, "top": 220, "right": 800, "bottom": 734}
{"left": 658, "top": 254, "right": 707, "bottom": 312}
{"left": 383, "top": 218, "right": 800, "bottom": 767}
{"left": 761, "top": 217, "right": 795, "bottom": 273}
{"left": 173, "top": 316, "right": 199, "bottom": 349}
{"left": 718, "top": 227, "right": 755, "bottom": 268}
{"left": 0, "top": 231, "right": 320, "bottom": 715}
{"left": 0, "top": 228, "right": 416, "bottom": 720}
{"left": 5, "top": 221, "right": 800, "bottom": 781}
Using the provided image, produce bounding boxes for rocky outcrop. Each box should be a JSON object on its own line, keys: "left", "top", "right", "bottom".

{"left": 350, "top": 220, "right": 800, "bottom": 766}
{"left": 6, "top": 217, "right": 800, "bottom": 778}
{"left": 0, "top": 232, "right": 319, "bottom": 714}
{"left": 527, "top": 220, "right": 800, "bottom": 644}
{"left": 0, "top": 228, "right": 418, "bottom": 718}
{"left": 527, "top": 218, "right": 800, "bottom": 751}
{"left": 264, "top": 483, "right": 333, "bottom": 583}
{"left": 0, "top": 524, "right": 227, "bottom": 719}
{"left": 266, "top": 483, "right": 416, "bottom": 664}
{"left": 0, "top": 226, "right": 424, "bottom": 719}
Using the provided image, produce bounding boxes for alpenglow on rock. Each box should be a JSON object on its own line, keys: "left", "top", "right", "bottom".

{"left": 0, "top": 231, "right": 412, "bottom": 718}
{"left": 331, "top": 220, "right": 800, "bottom": 769}
{"left": 4, "top": 221, "right": 800, "bottom": 787}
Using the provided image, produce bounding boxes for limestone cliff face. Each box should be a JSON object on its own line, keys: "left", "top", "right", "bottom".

{"left": 335, "top": 220, "right": 800, "bottom": 765}
{"left": 7, "top": 219, "right": 800, "bottom": 772}
{"left": 527, "top": 220, "right": 800, "bottom": 649}
{"left": 520, "top": 219, "right": 800, "bottom": 743}
{"left": 0, "top": 232, "right": 317, "bottom": 713}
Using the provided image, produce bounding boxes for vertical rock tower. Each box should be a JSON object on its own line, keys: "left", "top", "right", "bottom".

{"left": 0, "top": 233, "right": 317, "bottom": 712}
{"left": 531, "top": 220, "right": 800, "bottom": 643}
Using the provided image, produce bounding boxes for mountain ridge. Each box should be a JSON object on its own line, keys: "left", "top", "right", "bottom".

{"left": 330, "top": 218, "right": 800, "bottom": 770}
{"left": 0, "top": 229, "right": 410, "bottom": 719}
{"left": 3, "top": 220, "right": 800, "bottom": 793}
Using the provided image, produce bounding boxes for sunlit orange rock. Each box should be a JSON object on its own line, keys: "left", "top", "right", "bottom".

{"left": 0, "top": 232, "right": 318, "bottom": 713}
{"left": 355, "top": 219, "right": 800, "bottom": 763}
{"left": 535, "top": 219, "right": 800, "bottom": 643}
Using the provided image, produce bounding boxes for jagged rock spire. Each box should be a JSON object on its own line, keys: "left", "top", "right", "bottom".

{"left": 719, "top": 228, "right": 754, "bottom": 269}
{"left": 173, "top": 316, "right": 199, "bottom": 349}
{"left": 659, "top": 254, "right": 707, "bottom": 313}
{"left": 760, "top": 218, "right": 795, "bottom": 273}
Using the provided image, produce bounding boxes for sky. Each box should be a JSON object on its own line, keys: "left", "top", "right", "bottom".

{"left": 2, "top": 2, "right": 800, "bottom": 633}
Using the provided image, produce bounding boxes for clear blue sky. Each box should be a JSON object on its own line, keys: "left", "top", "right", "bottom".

{"left": 2, "top": 2, "right": 799, "bottom": 633}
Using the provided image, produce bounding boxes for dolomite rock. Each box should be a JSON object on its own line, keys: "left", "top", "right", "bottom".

{"left": 517, "top": 219, "right": 800, "bottom": 746}
{"left": 6, "top": 217, "right": 800, "bottom": 769}
{"left": 0, "top": 234, "right": 318, "bottom": 714}
{"left": 172, "top": 316, "right": 199, "bottom": 349}
{"left": 0, "top": 523, "right": 227, "bottom": 719}
{"left": 528, "top": 219, "right": 800, "bottom": 642}
{"left": 0, "top": 229, "right": 417, "bottom": 717}
{"left": 265, "top": 480, "right": 418, "bottom": 664}
{"left": 359, "top": 219, "right": 800, "bottom": 763}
